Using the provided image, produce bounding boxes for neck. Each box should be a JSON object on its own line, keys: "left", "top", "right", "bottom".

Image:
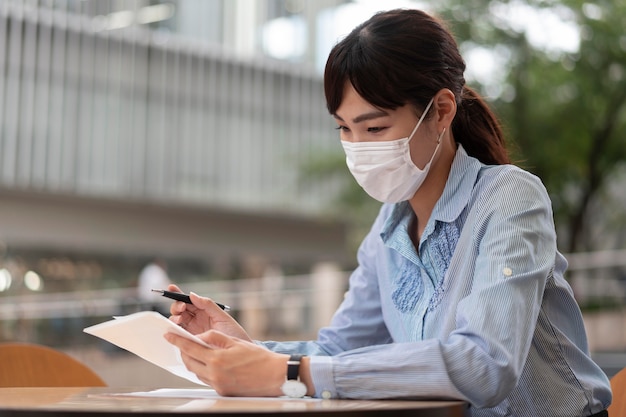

{"left": 408, "top": 141, "right": 455, "bottom": 242}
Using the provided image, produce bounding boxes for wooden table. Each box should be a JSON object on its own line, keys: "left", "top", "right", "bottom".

{"left": 0, "top": 387, "right": 468, "bottom": 416}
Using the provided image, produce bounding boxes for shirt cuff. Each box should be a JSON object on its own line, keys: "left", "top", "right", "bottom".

{"left": 309, "top": 355, "right": 336, "bottom": 399}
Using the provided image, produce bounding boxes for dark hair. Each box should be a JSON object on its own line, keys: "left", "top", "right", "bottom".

{"left": 324, "top": 9, "right": 510, "bottom": 165}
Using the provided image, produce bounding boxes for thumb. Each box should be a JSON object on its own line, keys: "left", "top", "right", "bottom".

{"left": 167, "top": 283, "right": 183, "bottom": 293}
{"left": 189, "top": 291, "right": 225, "bottom": 313}
{"left": 198, "top": 329, "right": 234, "bottom": 349}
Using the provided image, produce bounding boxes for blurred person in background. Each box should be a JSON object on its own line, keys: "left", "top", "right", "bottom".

{"left": 163, "top": 8, "right": 611, "bottom": 416}
{"left": 137, "top": 258, "right": 171, "bottom": 314}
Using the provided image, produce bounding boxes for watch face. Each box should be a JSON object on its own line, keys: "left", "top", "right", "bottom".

{"left": 281, "top": 380, "right": 307, "bottom": 398}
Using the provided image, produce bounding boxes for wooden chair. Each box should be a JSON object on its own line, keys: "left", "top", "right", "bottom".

{"left": 609, "top": 367, "right": 626, "bottom": 417}
{"left": 0, "top": 342, "right": 107, "bottom": 387}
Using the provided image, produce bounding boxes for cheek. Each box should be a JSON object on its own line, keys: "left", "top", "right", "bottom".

{"left": 408, "top": 128, "right": 438, "bottom": 169}
{"left": 408, "top": 141, "right": 428, "bottom": 169}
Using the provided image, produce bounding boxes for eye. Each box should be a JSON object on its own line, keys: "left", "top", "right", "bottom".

{"left": 335, "top": 125, "right": 349, "bottom": 132}
{"left": 367, "top": 127, "right": 385, "bottom": 133}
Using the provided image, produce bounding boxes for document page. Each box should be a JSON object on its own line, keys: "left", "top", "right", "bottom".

{"left": 109, "top": 388, "right": 319, "bottom": 401}
{"left": 84, "top": 311, "right": 209, "bottom": 386}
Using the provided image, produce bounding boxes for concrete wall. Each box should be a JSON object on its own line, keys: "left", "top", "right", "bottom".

{"left": 0, "top": 188, "right": 350, "bottom": 265}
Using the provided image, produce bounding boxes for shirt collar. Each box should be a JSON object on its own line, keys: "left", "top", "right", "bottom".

{"left": 432, "top": 144, "right": 483, "bottom": 223}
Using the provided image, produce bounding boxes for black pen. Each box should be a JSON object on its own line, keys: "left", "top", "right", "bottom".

{"left": 151, "top": 289, "right": 231, "bottom": 311}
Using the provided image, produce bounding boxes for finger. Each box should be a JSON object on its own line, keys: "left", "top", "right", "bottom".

{"left": 197, "top": 329, "right": 234, "bottom": 349}
{"left": 165, "top": 332, "right": 211, "bottom": 364}
{"left": 170, "top": 306, "right": 197, "bottom": 324}
{"left": 170, "top": 299, "right": 192, "bottom": 316}
{"left": 167, "top": 284, "right": 189, "bottom": 316}
{"left": 167, "top": 290, "right": 201, "bottom": 316}
{"left": 179, "top": 350, "right": 208, "bottom": 375}
{"left": 169, "top": 313, "right": 184, "bottom": 325}
{"left": 189, "top": 292, "right": 228, "bottom": 314}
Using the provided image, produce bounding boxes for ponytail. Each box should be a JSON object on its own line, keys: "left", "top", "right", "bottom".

{"left": 452, "top": 86, "right": 510, "bottom": 165}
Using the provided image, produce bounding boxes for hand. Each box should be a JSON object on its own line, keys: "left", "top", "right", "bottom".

{"left": 164, "top": 330, "right": 289, "bottom": 397}
{"left": 167, "top": 284, "right": 252, "bottom": 342}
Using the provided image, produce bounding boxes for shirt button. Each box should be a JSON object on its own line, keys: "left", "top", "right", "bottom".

{"left": 321, "top": 390, "right": 332, "bottom": 399}
{"left": 503, "top": 267, "right": 513, "bottom": 276}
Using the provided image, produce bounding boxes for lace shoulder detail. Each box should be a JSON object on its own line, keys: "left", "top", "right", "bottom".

{"left": 390, "top": 219, "right": 461, "bottom": 314}
{"left": 391, "top": 261, "right": 424, "bottom": 313}
{"left": 427, "top": 220, "right": 460, "bottom": 311}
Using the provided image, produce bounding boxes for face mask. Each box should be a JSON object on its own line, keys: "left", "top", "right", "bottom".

{"left": 341, "top": 98, "right": 443, "bottom": 203}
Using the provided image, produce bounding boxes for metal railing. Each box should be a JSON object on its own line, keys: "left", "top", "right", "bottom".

{"left": 0, "top": 269, "right": 349, "bottom": 344}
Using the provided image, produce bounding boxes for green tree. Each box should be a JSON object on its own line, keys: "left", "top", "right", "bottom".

{"left": 303, "top": 0, "right": 626, "bottom": 257}
{"left": 442, "top": 0, "right": 626, "bottom": 253}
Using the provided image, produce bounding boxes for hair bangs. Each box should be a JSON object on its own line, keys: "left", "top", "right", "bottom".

{"left": 325, "top": 33, "right": 404, "bottom": 115}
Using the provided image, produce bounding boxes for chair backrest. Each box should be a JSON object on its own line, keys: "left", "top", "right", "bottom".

{"left": 609, "top": 367, "right": 626, "bottom": 417}
{"left": 0, "top": 342, "right": 107, "bottom": 387}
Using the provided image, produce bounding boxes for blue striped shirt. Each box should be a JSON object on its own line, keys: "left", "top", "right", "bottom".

{"left": 263, "top": 145, "right": 611, "bottom": 416}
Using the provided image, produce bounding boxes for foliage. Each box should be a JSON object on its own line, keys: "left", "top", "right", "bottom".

{"left": 440, "top": 0, "right": 626, "bottom": 253}
{"left": 302, "top": 0, "right": 626, "bottom": 257}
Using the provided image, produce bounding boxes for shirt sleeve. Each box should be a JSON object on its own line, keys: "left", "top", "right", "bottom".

{"left": 262, "top": 205, "right": 396, "bottom": 397}
{"left": 266, "top": 170, "right": 561, "bottom": 405}
{"left": 442, "top": 169, "right": 558, "bottom": 406}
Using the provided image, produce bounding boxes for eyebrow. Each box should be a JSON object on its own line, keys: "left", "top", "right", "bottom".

{"left": 333, "top": 110, "right": 389, "bottom": 124}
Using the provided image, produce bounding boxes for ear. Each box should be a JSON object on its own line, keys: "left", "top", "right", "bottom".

{"left": 433, "top": 88, "right": 456, "bottom": 131}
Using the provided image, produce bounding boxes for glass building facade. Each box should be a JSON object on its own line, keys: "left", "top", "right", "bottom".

{"left": 0, "top": 0, "right": 347, "bottom": 213}
{"left": 0, "top": 0, "right": 378, "bottom": 346}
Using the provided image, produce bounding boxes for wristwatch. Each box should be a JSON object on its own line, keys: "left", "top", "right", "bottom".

{"left": 281, "top": 354, "right": 307, "bottom": 398}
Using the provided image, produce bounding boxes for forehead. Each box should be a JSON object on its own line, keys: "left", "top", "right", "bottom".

{"left": 334, "top": 82, "right": 416, "bottom": 123}
{"left": 334, "top": 83, "right": 382, "bottom": 120}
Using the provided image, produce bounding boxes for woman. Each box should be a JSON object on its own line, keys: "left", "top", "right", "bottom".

{"left": 165, "top": 9, "right": 612, "bottom": 416}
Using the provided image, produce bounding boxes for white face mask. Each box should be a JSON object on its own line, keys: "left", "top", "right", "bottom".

{"left": 341, "top": 98, "right": 443, "bottom": 203}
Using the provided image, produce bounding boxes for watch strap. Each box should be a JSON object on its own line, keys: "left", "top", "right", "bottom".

{"left": 286, "top": 354, "right": 304, "bottom": 381}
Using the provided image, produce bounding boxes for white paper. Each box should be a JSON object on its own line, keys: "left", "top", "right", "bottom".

{"left": 112, "top": 388, "right": 319, "bottom": 402}
{"left": 112, "top": 388, "right": 220, "bottom": 398}
{"left": 84, "top": 311, "right": 209, "bottom": 386}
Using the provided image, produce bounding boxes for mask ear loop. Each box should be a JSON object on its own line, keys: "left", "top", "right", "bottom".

{"left": 436, "top": 127, "right": 446, "bottom": 143}
{"left": 407, "top": 99, "right": 435, "bottom": 141}
{"left": 422, "top": 127, "right": 446, "bottom": 170}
